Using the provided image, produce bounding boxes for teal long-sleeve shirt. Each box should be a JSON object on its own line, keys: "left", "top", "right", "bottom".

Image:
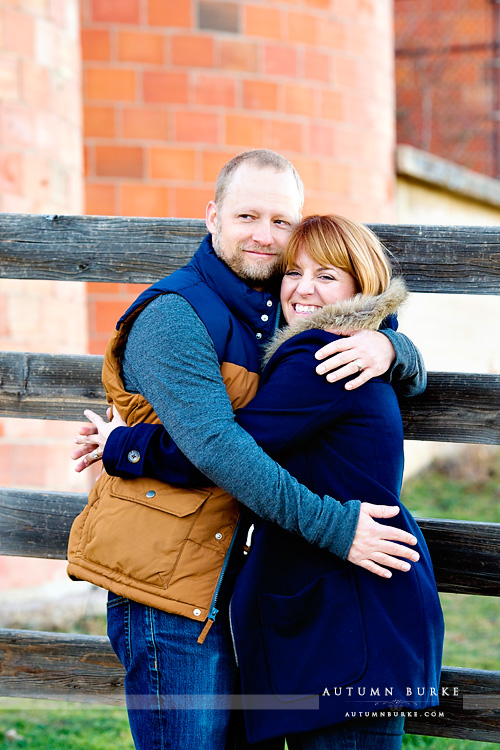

{"left": 120, "top": 293, "right": 425, "bottom": 560}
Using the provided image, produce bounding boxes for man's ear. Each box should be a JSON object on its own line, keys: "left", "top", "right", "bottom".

{"left": 206, "top": 200, "right": 218, "bottom": 234}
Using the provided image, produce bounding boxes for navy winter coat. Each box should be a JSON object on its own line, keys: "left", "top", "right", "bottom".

{"left": 229, "top": 317, "right": 444, "bottom": 741}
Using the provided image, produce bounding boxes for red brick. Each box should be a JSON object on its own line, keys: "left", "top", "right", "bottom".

{"left": 287, "top": 11, "right": 318, "bottom": 45}
{"left": 123, "top": 283, "right": 149, "bottom": 294}
{"left": 150, "top": 147, "right": 196, "bottom": 180}
{"left": 84, "top": 106, "right": 116, "bottom": 138}
{"left": 243, "top": 80, "right": 278, "bottom": 111}
{"left": 84, "top": 144, "right": 93, "bottom": 177}
{"left": 194, "top": 74, "right": 236, "bottom": 107}
{"left": 0, "top": 59, "right": 20, "bottom": 103}
{"left": 0, "top": 151, "right": 22, "bottom": 194}
{"left": 201, "top": 150, "right": 238, "bottom": 181}
{"left": 122, "top": 108, "right": 169, "bottom": 140}
{"left": 143, "top": 71, "right": 188, "bottom": 104}
{"left": 304, "top": 50, "right": 330, "bottom": 82}
{"left": 321, "top": 90, "right": 344, "bottom": 120}
{"left": 266, "top": 119, "right": 303, "bottom": 153}
{"left": 317, "top": 19, "right": 347, "bottom": 50}
{"left": 89, "top": 338, "right": 108, "bottom": 355}
{"left": 284, "top": 84, "right": 316, "bottom": 116}
{"left": 95, "top": 146, "right": 144, "bottom": 178}
{"left": 171, "top": 35, "right": 215, "bottom": 67}
{"left": 244, "top": 6, "right": 283, "bottom": 40}
{"left": 93, "top": 299, "right": 129, "bottom": 334}
{"left": 0, "top": 103, "right": 35, "bottom": 146}
{"left": 288, "top": 155, "right": 321, "bottom": 192}
{"left": 20, "top": 60, "right": 50, "bottom": 108}
{"left": 225, "top": 114, "right": 264, "bottom": 147}
{"left": 148, "top": 0, "right": 192, "bottom": 27}
{"left": 263, "top": 45, "right": 297, "bottom": 77}
{"left": 174, "top": 187, "right": 214, "bottom": 219}
{"left": 91, "top": 0, "right": 140, "bottom": 23}
{"left": 85, "top": 68, "right": 136, "bottom": 101}
{"left": 219, "top": 39, "right": 258, "bottom": 72}
{"left": 305, "top": 0, "right": 331, "bottom": 7}
{"left": 81, "top": 29, "right": 111, "bottom": 61}
{"left": 320, "top": 161, "right": 350, "bottom": 194}
{"left": 118, "top": 31, "right": 165, "bottom": 64}
{"left": 309, "top": 123, "right": 335, "bottom": 156}
{"left": 121, "top": 183, "right": 170, "bottom": 217}
{"left": 3, "top": 8, "right": 34, "bottom": 56}
{"left": 175, "top": 111, "right": 219, "bottom": 143}
{"left": 85, "top": 183, "right": 116, "bottom": 215}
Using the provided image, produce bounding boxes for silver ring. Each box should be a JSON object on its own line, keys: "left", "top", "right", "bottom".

{"left": 354, "top": 359, "right": 363, "bottom": 373}
{"left": 91, "top": 450, "right": 102, "bottom": 460}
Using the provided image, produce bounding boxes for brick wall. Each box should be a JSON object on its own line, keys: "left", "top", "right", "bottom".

{"left": 0, "top": 0, "right": 85, "bottom": 588}
{"left": 395, "top": 0, "right": 495, "bottom": 176}
{"left": 81, "top": 0, "right": 397, "bottom": 353}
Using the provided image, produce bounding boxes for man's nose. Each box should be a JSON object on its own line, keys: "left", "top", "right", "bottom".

{"left": 252, "top": 222, "right": 273, "bottom": 246}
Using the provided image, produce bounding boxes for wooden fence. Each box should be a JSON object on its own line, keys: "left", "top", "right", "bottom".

{"left": 1, "top": 214, "right": 500, "bottom": 742}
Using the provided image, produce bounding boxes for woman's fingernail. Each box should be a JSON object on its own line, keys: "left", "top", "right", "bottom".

{"left": 402, "top": 563, "right": 411, "bottom": 571}
{"left": 316, "top": 365, "right": 325, "bottom": 374}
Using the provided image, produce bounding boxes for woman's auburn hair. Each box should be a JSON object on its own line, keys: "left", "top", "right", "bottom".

{"left": 282, "top": 214, "right": 392, "bottom": 297}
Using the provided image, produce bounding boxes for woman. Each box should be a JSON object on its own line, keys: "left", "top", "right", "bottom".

{"left": 74, "top": 215, "right": 444, "bottom": 749}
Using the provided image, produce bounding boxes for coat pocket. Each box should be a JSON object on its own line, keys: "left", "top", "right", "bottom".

{"left": 82, "top": 476, "right": 212, "bottom": 588}
{"left": 259, "top": 568, "right": 367, "bottom": 699}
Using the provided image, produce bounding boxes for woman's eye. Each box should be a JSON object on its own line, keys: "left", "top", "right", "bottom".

{"left": 319, "top": 274, "right": 335, "bottom": 281}
{"left": 284, "top": 270, "right": 301, "bottom": 277}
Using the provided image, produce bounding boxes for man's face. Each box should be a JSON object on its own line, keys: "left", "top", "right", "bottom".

{"left": 206, "top": 164, "right": 302, "bottom": 287}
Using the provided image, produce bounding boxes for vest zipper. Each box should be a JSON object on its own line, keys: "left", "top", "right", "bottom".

{"left": 197, "top": 516, "right": 242, "bottom": 645}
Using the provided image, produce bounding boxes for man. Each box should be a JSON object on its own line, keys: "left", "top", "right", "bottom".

{"left": 70, "top": 150, "right": 424, "bottom": 749}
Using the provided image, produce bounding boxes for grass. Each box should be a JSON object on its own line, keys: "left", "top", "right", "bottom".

{"left": 0, "top": 700, "right": 134, "bottom": 750}
{"left": 2, "top": 446, "right": 499, "bottom": 748}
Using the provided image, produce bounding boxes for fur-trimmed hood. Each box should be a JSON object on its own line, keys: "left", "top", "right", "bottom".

{"left": 263, "top": 277, "right": 408, "bottom": 364}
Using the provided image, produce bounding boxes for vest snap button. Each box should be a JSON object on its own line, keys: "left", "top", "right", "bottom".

{"left": 261, "top": 314, "right": 269, "bottom": 322}
{"left": 145, "top": 490, "right": 156, "bottom": 498}
{"left": 266, "top": 299, "right": 273, "bottom": 307}
{"left": 193, "top": 608, "right": 201, "bottom": 617}
{"left": 256, "top": 332, "right": 262, "bottom": 339}
{"left": 215, "top": 532, "right": 223, "bottom": 540}
{"left": 127, "top": 450, "right": 140, "bottom": 463}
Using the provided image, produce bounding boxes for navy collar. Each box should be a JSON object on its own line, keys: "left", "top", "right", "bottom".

{"left": 188, "top": 235, "right": 279, "bottom": 344}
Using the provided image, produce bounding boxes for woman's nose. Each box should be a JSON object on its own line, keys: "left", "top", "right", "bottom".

{"left": 296, "top": 277, "right": 315, "bottom": 295}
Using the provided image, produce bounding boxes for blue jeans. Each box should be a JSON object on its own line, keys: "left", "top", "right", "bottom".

{"left": 107, "top": 593, "right": 239, "bottom": 749}
{"left": 107, "top": 593, "right": 403, "bottom": 750}
{"left": 287, "top": 715, "right": 405, "bottom": 750}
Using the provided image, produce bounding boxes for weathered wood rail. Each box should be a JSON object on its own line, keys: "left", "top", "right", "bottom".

{"left": 1, "top": 214, "right": 500, "bottom": 743}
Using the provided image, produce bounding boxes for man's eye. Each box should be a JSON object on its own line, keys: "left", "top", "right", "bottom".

{"left": 239, "top": 214, "right": 254, "bottom": 220}
{"left": 275, "top": 220, "right": 290, "bottom": 226}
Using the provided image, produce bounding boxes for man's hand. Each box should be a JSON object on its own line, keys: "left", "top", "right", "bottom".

{"left": 71, "top": 407, "right": 126, "bottom": 472}
{"left": 347, "top": 502, "right": 419, "bottom": 578}
{"left": 315, "top": 329, "right": 396, "bottom": 390}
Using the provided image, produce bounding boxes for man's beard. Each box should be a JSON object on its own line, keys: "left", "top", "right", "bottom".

{"left": 213, "top": 227, "right": 282, "bottom": 286}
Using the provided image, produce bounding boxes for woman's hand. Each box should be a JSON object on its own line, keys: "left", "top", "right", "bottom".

{"left": 347, "top": 502, "right": 420, "bottom": 578}
{"left": 71, "top": 407, "right": 126, "bottom": 472}
{"left": 315, "top": 330, "right": 396, "bottom": 390}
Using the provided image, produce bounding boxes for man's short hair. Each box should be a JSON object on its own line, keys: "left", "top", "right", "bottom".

{"left": 215, "top": 149, "right": 304, "bottom": 211}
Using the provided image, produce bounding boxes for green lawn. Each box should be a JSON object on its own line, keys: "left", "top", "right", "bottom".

{"left": 0, "top": 700, "right": 134, "bottom": 750}
{"left": 1, "top": 446, "right": 499, "bottom": 748}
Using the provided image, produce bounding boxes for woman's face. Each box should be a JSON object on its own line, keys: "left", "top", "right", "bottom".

{"left": 280, "top": 245, "right": 358, "bottom": 324}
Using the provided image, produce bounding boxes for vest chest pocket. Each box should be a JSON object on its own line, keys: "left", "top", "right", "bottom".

{"left": 82, "top": 476, "right": 213, "bottom": 588}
